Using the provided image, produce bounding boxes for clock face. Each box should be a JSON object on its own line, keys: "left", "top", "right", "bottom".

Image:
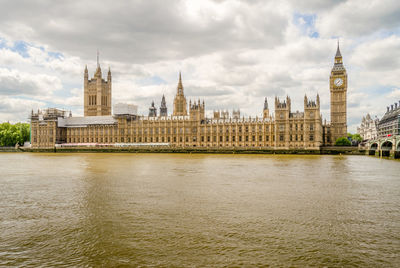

{"left": 334, "top": 78, "right": 343, "bottom": 87}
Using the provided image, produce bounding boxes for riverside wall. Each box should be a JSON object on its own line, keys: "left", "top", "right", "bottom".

{"left": 17, "top": 146, "right": 365, "bottom": 155}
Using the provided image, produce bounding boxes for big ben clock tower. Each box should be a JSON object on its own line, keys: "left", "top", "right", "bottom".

{"left": 330, "top": 42, "right": 347, "bottom": 143}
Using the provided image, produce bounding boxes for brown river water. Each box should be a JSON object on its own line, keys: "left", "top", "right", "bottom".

{"left": 0, "top": 153, "right": 399, "bottom": 267}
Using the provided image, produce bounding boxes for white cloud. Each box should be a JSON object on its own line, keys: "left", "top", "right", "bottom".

{"left": 0, "top": 68, "right": 62, "bottom": 96}
{"left": 0, "top": 97, "right": 45, "bottom": 123}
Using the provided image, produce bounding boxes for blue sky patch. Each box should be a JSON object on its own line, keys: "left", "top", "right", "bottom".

{"left": 10, "top": 40, "right": 30, "bottom": 58}
{"left": 293, "top": 13, "right": 319, "bottom": 38}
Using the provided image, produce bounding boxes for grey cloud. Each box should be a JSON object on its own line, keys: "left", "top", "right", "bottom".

{"left": 316, "top": 0, "right": 400, "bottom": 37}
{"left": 0, "top": 0, "right": 288, "bottom": 64}
{"left": 350, "top": 36, "right": 400, "bottom": 72}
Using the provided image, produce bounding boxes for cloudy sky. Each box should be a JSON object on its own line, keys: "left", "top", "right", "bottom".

{"left": 1, "top": 0, "right": 400, "bottom": 132}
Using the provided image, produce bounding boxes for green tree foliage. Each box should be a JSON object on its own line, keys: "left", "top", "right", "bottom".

{"left": 0, "top": 123, "right": 30, "bottom": 146}
{"left": 335, "top": 137, "right": 351, "bottom": 146}
{"left": 347, "top": 133, "right": 363, "bottom": 142}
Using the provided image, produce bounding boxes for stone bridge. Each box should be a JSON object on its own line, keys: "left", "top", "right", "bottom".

{"left": 366, "top": 135, "right": 400, "bottom": 158}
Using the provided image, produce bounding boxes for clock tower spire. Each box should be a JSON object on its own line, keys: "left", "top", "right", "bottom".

{"left": 330, "top": 41, "right": 347, "bottom": 143}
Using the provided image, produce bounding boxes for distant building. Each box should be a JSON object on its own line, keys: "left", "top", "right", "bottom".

{"left": 114, "top": 103, "right": 138, "bottom": 115}
{"left": 357, "top": 114, "right": 379, "bottom": 140}
{"left": 378, "top": 101, "right": 400, "bottom": 138}
{"left": 160, "top": 95, "right": 167, "bottom": 117}
{"left": 148, "top": 101, "right": 157, "bottom": 117}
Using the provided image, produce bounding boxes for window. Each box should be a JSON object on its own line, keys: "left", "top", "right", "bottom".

{"left": 310, "top": 124, "right": 314, "bottom": 131}
{"left": 266, "top": 135, "right": 269, "bottom": 141}
{"left": 280, "top": 135, "right": 284, "bottom": 141}
{"left": 309, "top": 134, "right": 314, "bottom": 141}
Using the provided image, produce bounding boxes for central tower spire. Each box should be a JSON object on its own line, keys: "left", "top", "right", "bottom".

{"left": 177, "top": 71, "right": 184, "bottom": 95}
{"left": 97, "top": 49, "right": 100, "bottom": 68}
{"left": 173, "top": 72, "right": 187, "bottom": 116}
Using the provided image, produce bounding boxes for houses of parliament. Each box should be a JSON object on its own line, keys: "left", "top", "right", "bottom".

{"left": 30, "top": 44, "right": 348, "bottom": 149}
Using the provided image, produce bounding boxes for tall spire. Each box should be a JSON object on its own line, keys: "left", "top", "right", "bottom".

{"left": 335, "top": 39, "right": 342, "bottom": 58}
{"left": 160, "top": 94, "right": 167, "bottom": 116}
{"left": 177, "top": 71, "right": 184, "bottom": 95}
{"left": 95, "top": 49, "right": 101, "bottom": 77}
{"left": 97, "top": 49, "right": 100, "bottom": 68}
{"left": 264, "top": 97, "right": 268, "bottom": 110}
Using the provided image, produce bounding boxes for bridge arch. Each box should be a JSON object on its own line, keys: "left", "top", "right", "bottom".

{"left": 368, "top": 142, "right": 379, "bottom": 155}
{"left": 381, "top": 140, "right": 393, "bottom": 157}
{"left": 397, "top": 140, "right": 400, "bottom": 151}
{"left": 370, "top": 142, "right": 378, "bottom": 150}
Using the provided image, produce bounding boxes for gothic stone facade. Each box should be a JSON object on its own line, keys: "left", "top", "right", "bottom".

{"left": 84, "top": 63, "right": 112, "bottom": 116}
{"left": 30, "top": 45, "right": 347, "bottom": 149}
{"left": 357, "top": 113, "right": 379, "bottom": 141}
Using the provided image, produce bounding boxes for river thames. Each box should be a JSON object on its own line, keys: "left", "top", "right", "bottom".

{"left": 0, "top": 153, "right": 399, "bottom": 266}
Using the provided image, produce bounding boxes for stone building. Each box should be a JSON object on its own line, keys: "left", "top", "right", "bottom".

{"left": 322, "top": 42, "right": 348, "bottom": 145}
{"left": 357, "top": 114, "right": 379, "bottom": 140}
{"left": 30, "top": 45, "right": 347, "bottom": 149}
{"left": 84, "top": 53, "right": 112, "bottom": 116}
{"left": 378, "top": 101, "right": 400, "bottom": 138}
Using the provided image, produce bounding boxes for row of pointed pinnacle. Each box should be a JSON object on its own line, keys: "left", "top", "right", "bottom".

{"left": 89, "top": 40, "right": 342, "bottom": 111}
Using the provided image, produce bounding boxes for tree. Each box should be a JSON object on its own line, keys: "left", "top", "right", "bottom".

{"left": 0, "top": 122, "right": 30, "bottom": 146}
{"left": 335, "top": 137, "right": 351, "bottom": 146}
{"left": 350, "top": 133, "right": 362, "bottom": 142}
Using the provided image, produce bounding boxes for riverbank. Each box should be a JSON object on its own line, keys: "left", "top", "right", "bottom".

{"left": 11, "top": 146, "right": 366, "bottom": 155}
